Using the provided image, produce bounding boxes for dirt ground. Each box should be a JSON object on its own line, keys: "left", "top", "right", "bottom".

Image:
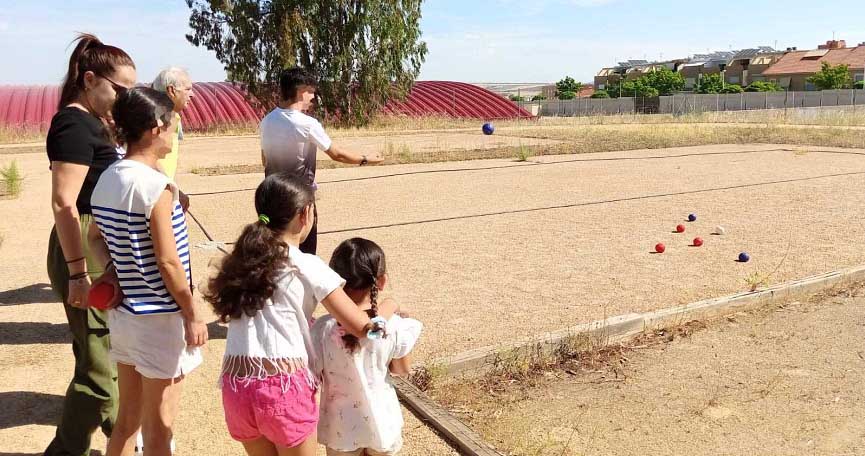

{"left": 0, "top": 133, "right": 561, "bottom": 174}
{"left": 2, "top": 140, "right": 865, "bottom": 454}
{"left": 438, "top": 286, "right": 865, "bottom": 456}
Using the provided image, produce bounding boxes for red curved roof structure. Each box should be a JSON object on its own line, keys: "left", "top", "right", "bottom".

{"left": 382, "top": 81, "right": 532, "bottom": 119}
{"left": 0, "top": 81, "right": 530, "bottom": 132}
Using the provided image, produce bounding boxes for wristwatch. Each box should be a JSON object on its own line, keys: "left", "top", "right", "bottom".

{"left": 360, "top": 155, "right": 368, "bottom": 166}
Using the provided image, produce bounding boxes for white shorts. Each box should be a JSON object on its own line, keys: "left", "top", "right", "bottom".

{"left": 109, "top": 309, "right": 202, "bottom": 379}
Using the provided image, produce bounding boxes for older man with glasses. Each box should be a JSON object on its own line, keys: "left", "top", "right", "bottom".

{"left": 152, "top": 67, "right": 193, "bottom": 211}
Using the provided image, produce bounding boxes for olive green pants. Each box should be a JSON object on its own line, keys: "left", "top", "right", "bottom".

{"left": 44, "top": 215, "right": 118, "bottom": 456}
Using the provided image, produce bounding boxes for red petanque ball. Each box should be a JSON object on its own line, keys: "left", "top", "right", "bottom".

{"left": 693, "top": 237, "right": 704, "bottom": 247}
{"left": 676, "top": 224, "right": 686, "bottom": 233}
{"left": 655, "top": 243, "right": 666, "bottom": 253}
{"left": 88, "top": 282, "right": 116, "bottom": 310}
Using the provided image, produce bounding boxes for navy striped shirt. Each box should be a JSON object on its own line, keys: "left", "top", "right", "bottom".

{"left": 91, "top": 160, "right": 190, "bottom": 315}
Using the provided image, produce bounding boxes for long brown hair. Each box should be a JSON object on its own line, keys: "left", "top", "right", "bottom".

{"left": 204, "top": 174, "right": 315, "bottom": 323}
{"left": 328, "top": 238, "right": 387, "bottom": 353}
{"left": 59, "top": 33, "right": 135, "bottom": 110}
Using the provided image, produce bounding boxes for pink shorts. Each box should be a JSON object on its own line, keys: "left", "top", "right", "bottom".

{"left": 222, "top": 370, "right": 319, "bottom": 448}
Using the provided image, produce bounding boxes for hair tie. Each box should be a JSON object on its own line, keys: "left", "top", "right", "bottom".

{"left": 258, "top": 214, "right": 270, "bottom": 225}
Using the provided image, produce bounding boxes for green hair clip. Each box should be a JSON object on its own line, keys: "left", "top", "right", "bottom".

{"left": 258, "top": 214, "right": 270, "bottom": 225}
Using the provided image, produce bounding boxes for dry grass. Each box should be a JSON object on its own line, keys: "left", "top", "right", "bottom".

{"left": 423, "top": 319, "right": 710, "bottom": 456}
{"left": 501, "top": 123, "right": 865, "bottom": 151}
{"left": 187, "top": 121, "right": 865, "bottom": 177}
{"left": 184, "top": 122, "right": 259, "bottom": 138}
{"left": 189, "top": 142, "right": 567, "bottom": 176}
{"left": 7, "top": 108, "right": 865, "bottom": 145}
{"left": 0, "top": 125, "right": 45, "bottom": 145}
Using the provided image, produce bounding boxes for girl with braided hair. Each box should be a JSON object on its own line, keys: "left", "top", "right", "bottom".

{"left": 205, "top": 175, "right": 382, "bottom": 456}
{"left": 311, "top": 238, "right": 423, "bottom": 456}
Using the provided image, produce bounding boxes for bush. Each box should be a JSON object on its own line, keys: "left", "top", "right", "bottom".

{"left": 557, "top": 91, "right": 577, "bottom": 100}
{"left": 722, "top": 84, "right": 744, "bottom": 94}
{"left": 745, "top": 81, "right": 783, "bottom": 92}
{"left": 855, "top": 81, "right": 864, "bottom": 90}
{"left": 508, "top": 94, "right": 525, "bottom": 102}
{"left": 591, "top": 90, "right": 610, "bottom": 99}
{"left": 531, "top": 94, "right": 547, "bottom": 101}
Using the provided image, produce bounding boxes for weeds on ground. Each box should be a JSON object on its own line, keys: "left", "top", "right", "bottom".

{"left": 514, "top": 145, "right": 534, "bottom": 162}
{"left": 742, "top": 233, "right": 793, "bottom": 291}
{"left": 1, "top": 161, "right": 23, "bottom": 198}
{"left": 409, "top": 362, "right": 448, "bottom": 392}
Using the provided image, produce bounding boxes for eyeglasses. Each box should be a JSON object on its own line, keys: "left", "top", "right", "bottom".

{"left": 99, "top": 74, "right": 130, "bottom": 94}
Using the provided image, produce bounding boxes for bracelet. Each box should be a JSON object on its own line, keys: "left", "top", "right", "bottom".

{"left": 69, "top": 272, "right": 89, "bottom": 281}
{"left": 65, "top": 256, "right": 86, "bottom": 264}
{"left": 104, "top": 260, "right": 114, "bottom": 271}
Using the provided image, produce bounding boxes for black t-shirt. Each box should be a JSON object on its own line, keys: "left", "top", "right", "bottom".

{"left": 46, "top": 107, "right": 119, "bottom": 214}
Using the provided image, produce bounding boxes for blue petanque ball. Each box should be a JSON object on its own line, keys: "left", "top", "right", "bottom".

{"left": 482, "top": 122, "right": 495, "bottom": 135}
{"left": 738, "top": 252, "right": 750, "bottom": 263}
{"left": 688, "top": 213, "right": 697, "bottom": 222}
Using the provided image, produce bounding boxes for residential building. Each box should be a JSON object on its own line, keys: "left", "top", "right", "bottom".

{"left": 762, "top": 40, "right": 865, "bottom": 91}
{"left": 724, "top": 47, "right": 785, "bottom": 86}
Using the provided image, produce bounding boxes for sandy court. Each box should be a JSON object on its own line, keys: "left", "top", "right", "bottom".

{"left": 442, "top": 288, "right": 865, "bottom": 456}
{"left": 2, "top": 142, "right": 865, "bottom": 454}
{"left": 185, "top": 144, "right": 865, "bottom": 361}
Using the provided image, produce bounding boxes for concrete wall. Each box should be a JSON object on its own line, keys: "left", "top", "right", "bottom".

{"left": 518, "top": 90, "right": 865, "bottom": 117}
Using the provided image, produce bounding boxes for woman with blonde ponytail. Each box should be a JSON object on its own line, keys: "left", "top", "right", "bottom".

{"left": 45, "top": 33, "right": 136, "bottom": 456}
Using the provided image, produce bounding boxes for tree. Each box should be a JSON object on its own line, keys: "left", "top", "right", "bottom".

{"left": 605, "top": 81, "right": 623, "bottom": 98}
{"left": 745, "top": 81, "right": 783, "bottom": 92}
{"left": 640, "top": 67, "right": 685, "bottom": 95}
{"left": 186, "top": 0, "right": 428, "bottom": 126}
{"left": 855, "top": 81, "right": 865, "bottom": 90}
{"left": 556, "top": 76, "right": 582, "bottom": 99}
{"left": 695, "top": 74, "right": 743, "bottom": 94}
{"left": 590, "top": 90, "right": 610, "bottom": 99}
{"left": 696, "top": 73, "right": 725, "bottom": 94}
{"left": 620, "top": 80, "right": 659, "bottom": 98}
{"left": 557, "top": 91, "right": 577, "bottom": 100}
{"left": 807, "top": 62, "right": 853, "bottom": 90}
{"left": 531, "top": 94, "right": 547, "bottom": 101}
{"left": 605, "top": 68, "right": 683, "bottom": 98}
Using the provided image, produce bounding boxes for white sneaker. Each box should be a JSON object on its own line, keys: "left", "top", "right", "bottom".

{"left": 134, "top": 432, "right": 144, "bottom": 456}
{"left": 134, "top": 431, "right": 176, "bottom": 455}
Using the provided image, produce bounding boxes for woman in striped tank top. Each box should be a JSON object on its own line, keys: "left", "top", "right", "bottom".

{"left": 88, "top": 87, "right": 209, "bottom": 456}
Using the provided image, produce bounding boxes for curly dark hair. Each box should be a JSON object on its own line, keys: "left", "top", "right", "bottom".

{"left": 204, "top": 174, "right": 315, "bottom": 323}
{"left": 328, "top": 238, "right": 387, "bottom": 353}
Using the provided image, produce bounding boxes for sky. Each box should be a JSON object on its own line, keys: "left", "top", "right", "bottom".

{"left": 2, "top": 0, "right": 865, "bottom": 85}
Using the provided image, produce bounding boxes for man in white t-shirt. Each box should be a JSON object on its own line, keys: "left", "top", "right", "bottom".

{"left": 260, "top": 67, "right": 383, "bottom": 254}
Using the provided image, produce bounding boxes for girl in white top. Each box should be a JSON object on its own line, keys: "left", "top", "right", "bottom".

{"left": 204, "top": 174, "right": 384, "bottom": 456}
{"left": 88, "top": 87, "right": 208, "bottom": 456}
{"left": 312, "top": 238, "right": 423, "bottom": 456}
